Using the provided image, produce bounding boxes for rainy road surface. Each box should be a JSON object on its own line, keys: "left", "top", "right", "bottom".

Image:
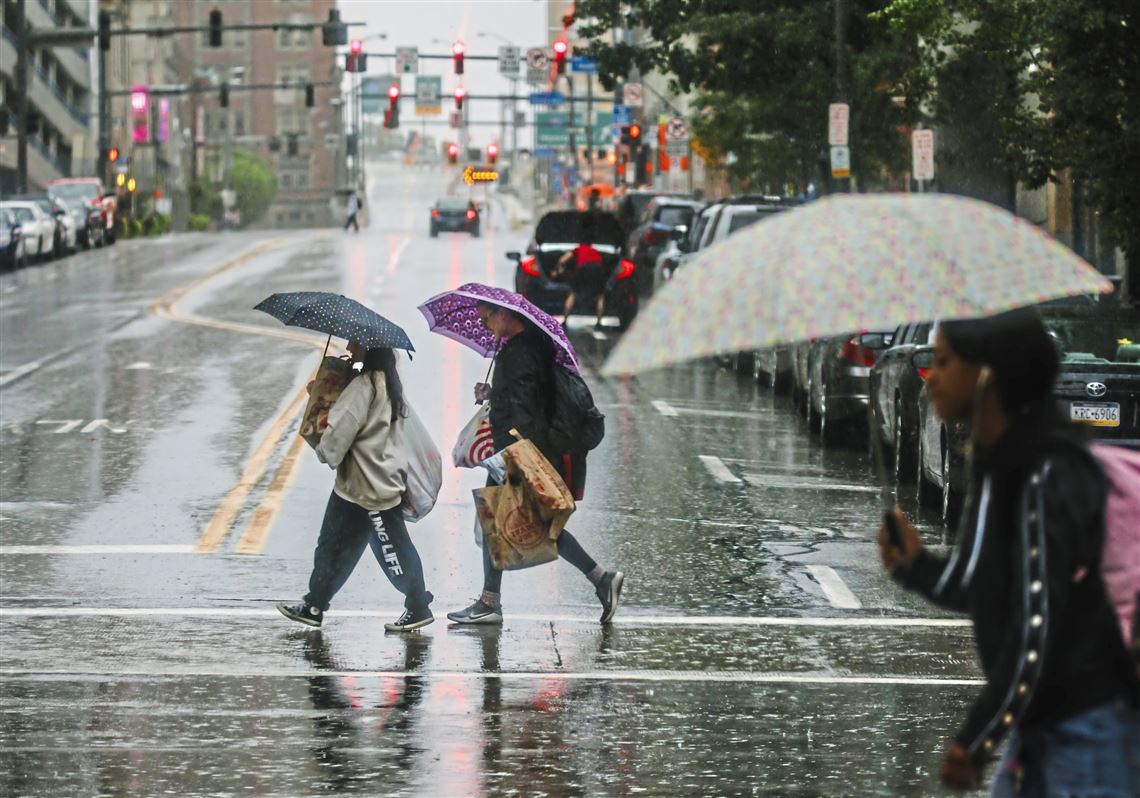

{"left": 2, "top": 164, "right": 987, "bottom": 797}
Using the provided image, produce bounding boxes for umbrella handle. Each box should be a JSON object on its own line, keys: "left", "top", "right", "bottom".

{"left": 475, "top": 356, "right": 496, "bottom": 405}
{"left": 320, "top": 333, "right": 332, "bottom": 360}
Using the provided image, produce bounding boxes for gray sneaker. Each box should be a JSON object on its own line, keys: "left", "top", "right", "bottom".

{"left": 446, "top": 599, "right": 503, "bottom": 625}
{"left": 596, "top": 571, "right": 625, "bottom": 624}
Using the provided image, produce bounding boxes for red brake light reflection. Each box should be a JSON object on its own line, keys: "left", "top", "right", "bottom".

{"left": 615, "top": 259, "right": 635, "bottom": 279}
{"left": 520, "top": 256, "right": 541, "bottom": 277}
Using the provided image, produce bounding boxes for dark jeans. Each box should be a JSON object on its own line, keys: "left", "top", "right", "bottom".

{"left": 481, "top": 529, "right": 597, "bottom": 594}
{"left": 305, "top": 492, "right": 432, "bottom": 613}
{"left": 343, "top": 212, "right": 358, "bottom": 232}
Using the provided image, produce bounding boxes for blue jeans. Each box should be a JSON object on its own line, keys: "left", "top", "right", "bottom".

{"left": 989, "top": 701, "right": 1140, "bottom": 798}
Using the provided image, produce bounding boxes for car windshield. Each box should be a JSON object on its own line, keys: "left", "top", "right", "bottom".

{"left": 657, "top": 207, "right": 694, "bottom": 227}
{"left": 727, "top": 211, "right": 762, "bottom": 234}
{"left": 1041, "top": 305, "right": 1140, "bottom": 367}
{"left": 437, "top": 199, "right": 470, "bottom": 211}
{"left": 49, "top": 184, "right": 98, "bottom": 201}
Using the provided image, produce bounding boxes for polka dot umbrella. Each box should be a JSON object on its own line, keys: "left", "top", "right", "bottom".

{"left": 254, "top": 291, "right": 415, "bottom": 354}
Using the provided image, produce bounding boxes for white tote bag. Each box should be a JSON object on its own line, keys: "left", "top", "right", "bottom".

{"left": 398, "top": 406, "right": 443, "bottom": 523}
{"left": 452, "top": 403, "right": 496, "bottom": 469}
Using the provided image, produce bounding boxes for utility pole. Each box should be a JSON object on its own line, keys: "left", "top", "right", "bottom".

{"left": 586, "top": 71, "right": 594, "bottom": 184}
{"left": 834, "top": 0, "right": 850, "bottom": 192}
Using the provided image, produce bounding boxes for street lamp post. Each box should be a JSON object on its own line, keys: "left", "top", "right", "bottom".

{"left": 478, "top": 32, "right": 520, "bottom": 167}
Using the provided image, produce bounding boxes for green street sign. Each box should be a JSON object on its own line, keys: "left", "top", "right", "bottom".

{"left": 535, "top": 112, "right": 614, "bottom": 147}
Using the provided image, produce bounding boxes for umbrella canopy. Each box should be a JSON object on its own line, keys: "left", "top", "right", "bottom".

{"left": 418, "top": 282, "right": 580, "bottom": 373}
{"left": 602, "top": 193, "right": 1112, "bottom": 377}
{"left": 254, "top": 291, "right": 415, "bottom": 352}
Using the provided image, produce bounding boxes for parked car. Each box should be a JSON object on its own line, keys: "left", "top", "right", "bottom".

{"left": 0, "top": 201, "right": 53, "bottom": 261}
{"left": 46, "top": 177, "right": 115, "bottom": 246}
{"left": 806, "top": 330, "right": 893, "bottom": 445}
{"left": 429, "top": 198, "right": 480, "bottom": 237}
{"left": 508, "top": 210, "right": 638, "bottom": 329}
{"left": 1, "top": 207, "right": 26, "bottom": 269}
{"left": 913, "top": 364, "right": 970, "bottom": 530}
{"left": 616, "top": 190, "right": 688, "bottom": 237}
{"left": 869, "top": 321, "right": 934, "bottom": 484}
{"left": 627, "top": 197, "right": 704, "bottom": 296}
{"left": 16, "top": 195, "right": 77, "bottom": 256}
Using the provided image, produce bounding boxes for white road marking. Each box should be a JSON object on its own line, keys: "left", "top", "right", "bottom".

{"left": 0, "top": 668, "right": 984, "bottom": 687}
{"left": 0, "top": 358, "right": 48, "bottom": 388}
{"left": 591, "top": 330, "right": 608, "bottom": 341}
{"left": 34, "top": 419, "right": 83, "bottom": 434}
{"left": 125, "top": 362, "right": 153, "bottom": 370}
{"left": 744, "top": 473, "right": 879, "bottom": 493}
{"left": 0, "top": 545, "right": 196, "bottom": 555}
{"left": 806, "top": 565, "right": 863, "bottom": 610}
{"left": 699, "top": 455, "right": 742, "bottom": 484}
{"left": 80, "top": 419, "right": 127, "bottom": 434}
{"left": 652, "top": 399, "right": 679, "bottom": 417}
{"left": 0, "top": 608, "right": 969, "bottom": 627}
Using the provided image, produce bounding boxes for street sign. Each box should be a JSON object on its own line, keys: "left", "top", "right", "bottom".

{"left": 498, "top": 45, "right": 521, "bottom": 77}
{"left": 536, "top": 111, "right": 614, "bottom": 147}
{"left": 534, "top": 147, "right": 557, "bottom": 159}
{"left": 830, "top": 145, "right": 850, "bottom": 178}
{"left": 612, "top": 104, "right": 632, "bottom": 125}
{"left": 360, "top": 76, "right": 389, "bottom": 114}
{"left": 622, "top": 82, "right": 643, "bottom": 108}
{"left": 415, "top": 75, "right": 441, "bottom": 115}
{"left": 665, "top": 115, "right": 690, "bottom": 156}
{"left": 396, "top": 47, "right": 418, "bottom": 74}
{"left": 828, "top": 103, "right": 849, "bottom": 147}
{"left": 529, "top": 91, "right": 565, "bottom": 106}
{"left": 463, "top": 165, "right": 499, "bottom": 185}
{"left": 570, "top": 56, "right": 597, "bottom": 73}
{"left": 912, "top": 129, "right": 934, "bottom": 181}
{"left": 526, "top": 47, "right": 549, "bottom": 85}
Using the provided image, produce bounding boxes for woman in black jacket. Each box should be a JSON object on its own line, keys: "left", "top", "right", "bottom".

{"left": 878, "top": 308, "right": 1138, "bottom": 795}
{"left": 447, "top": 302, "right": 625, "bottom": 626}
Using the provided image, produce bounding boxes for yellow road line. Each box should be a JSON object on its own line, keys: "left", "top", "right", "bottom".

{"left": 233, "top": 432, "right": 309, "bottom": 554}
{"left": 146, "top": 236, "right": 334, "bottom": 554}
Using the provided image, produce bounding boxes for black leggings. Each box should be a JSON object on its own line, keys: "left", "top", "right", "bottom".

{"left": 305, "top": 491, "right": 432, "bottom": 612}
{"left": 481, "top": 529, "right": 597, "bottom": 594}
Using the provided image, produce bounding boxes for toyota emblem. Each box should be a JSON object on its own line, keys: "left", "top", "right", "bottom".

{"left": 1086, "top": 382, "right": 1107, "bottom": 398}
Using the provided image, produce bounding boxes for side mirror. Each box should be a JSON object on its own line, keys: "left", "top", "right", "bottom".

{"left": 670, "top": 227, "right": 686, "bottom": 241}
{"left": 911, "top": 348, "right": 934, "bottom": 372}
{"left": 11, "top": 224, "right": 21, "bottom": 236}
{"left": 858, "top": 332, "right": 888, "bottom": 349}
{"left": 505, "top": 251, "right": 521, "bottom": 262}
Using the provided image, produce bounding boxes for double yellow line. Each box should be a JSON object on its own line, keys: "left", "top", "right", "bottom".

{"left": 149, "top": 237, "right": 329, "bottom": 555}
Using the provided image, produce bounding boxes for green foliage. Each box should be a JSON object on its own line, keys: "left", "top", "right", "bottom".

{"left": 577, "top": 0, "right": 922, "bottom": 191}
{"left": 188, "top": 214, "right": 211, "bottom": 233}
{"left": 231, "top": 150, "right": 278, "bottom": 227}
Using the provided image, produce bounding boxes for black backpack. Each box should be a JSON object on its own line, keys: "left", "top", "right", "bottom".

{"left": 548, "top": 365, "right": 605, "bottom": 454}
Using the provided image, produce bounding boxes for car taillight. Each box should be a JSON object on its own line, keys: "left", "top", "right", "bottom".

{"left": 520, "top": 256, "right": 541, "bottom": 277}
{"left": 840, "top": 332, "right": 876, "bottom": 367}
{"left": 466, "top": 209, "right": 476, "bottom": 220}
{"left": 915, "top": 366, "right": 930, "bottom": 381}
{"left": 431, "top": 209, "right": 440, "bottom": 217}
{"left": 615, "top": 259, "right": 635, "bottom": 279}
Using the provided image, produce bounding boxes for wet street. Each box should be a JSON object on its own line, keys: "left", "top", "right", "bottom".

{"left": 2, "top": 164, "right": 986, "bottom": 797}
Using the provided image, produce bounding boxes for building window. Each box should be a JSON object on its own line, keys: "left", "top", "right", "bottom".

{"left": 278, "top": 14, "right": 313, "bottom": 49}
{"left": 275, "top": 64, "right": 311, "bottom": 105}
{"left": 275, "top": 107, "right": 308, "bottom": 136}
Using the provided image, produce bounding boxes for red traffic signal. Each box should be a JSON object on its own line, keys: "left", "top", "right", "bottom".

{"left": 454, "top": 86, "right": 466, "bottom": 110}
{"left": 553, "top": 40, "right": 568, "bottom": 73}
{"left": 447, "top": 143, "right": 459, "bottom": 164}
{"left": 453, "top": 40, "right": 465, "bottom": 74}
{"left": 107, "top": 146, "right": 120, "bottom": 162}
{"left": 487, "top": 143, "right": 499, "bottom": 164}
{"left": 388, "top": 84, "right": 400, "bottom": 101}
{"left": 629, "top": 123, "right": 642, "bottom": 141}
{"left": 350, "top": 39, "right": 362, "bottom": 55}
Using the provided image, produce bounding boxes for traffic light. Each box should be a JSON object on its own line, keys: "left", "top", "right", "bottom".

{"left": 486, "top": 143, "right": 499, "bottom": 165}
{"left": 621, "top": 124, "right": 642, "bottom": 145}
{"left": 305, "top": 83, "right": 315, "bottom": 108}
{"left": 447, "top": 143, "right": 459, "bottom": 164}
{"left": 346, "top": 39, "right": 367, "bottom": 73}
{"left": 454, "top": 86, "right": 466, "bottom": 111}
{"left": 98, "top": 11, "right": 111, "bottom": 51}
{"left": 321, "top": 8, "right": 347, "bottom": 46}
{"left": 126, "top": 177, "right": 137, "bottom": 193}
{"left": 108, "top": 146, "right": 120, "bottom": 163}
{"left": 116, "top": 172, "right": 126, "bottom": 188}
{"left": 553, "top": 40, "right": 569, "bottom": 74}
{"left": 384, "top": 84, "right": 400, "bottom": 129}
{"left": 219, "top": 82, "right": 229, "bottom": 108}
{"left": 208, "top": 9, "right": 223, "bottom": 48}
{"left": 452, "top": 41, "right": 465, "bottom": 74}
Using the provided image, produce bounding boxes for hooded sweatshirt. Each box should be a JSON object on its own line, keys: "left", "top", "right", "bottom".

{"left": 316, "top": 369, "right": 407, "bottom": 511}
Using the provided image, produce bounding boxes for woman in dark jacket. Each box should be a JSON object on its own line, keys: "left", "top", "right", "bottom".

{"left": 878, "top": 308, "right": 1138, "bottom": 795}
{"left": 447, "top": 302, "right": 625, "bottom": 626}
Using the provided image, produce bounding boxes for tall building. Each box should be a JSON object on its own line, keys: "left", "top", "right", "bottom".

{"left": 0, "top": 0, "right": 97, "bottom": 193}
{"left": 172, "top": 0, "right": 340, "bottom": 228}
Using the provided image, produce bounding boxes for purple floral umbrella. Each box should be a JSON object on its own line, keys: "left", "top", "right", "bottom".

{"left": 418, "top": 282, "right": 581, "bottom": 373}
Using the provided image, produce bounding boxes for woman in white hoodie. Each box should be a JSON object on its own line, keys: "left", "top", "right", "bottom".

{"left": 278, "top": 342, "right": 434, "bottom": 632}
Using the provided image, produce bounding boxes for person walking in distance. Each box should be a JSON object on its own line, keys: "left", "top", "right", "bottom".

{"left": 344, "top": 191, "right": 360, "bottom": 233}
{"left": 447, "top": 301, "right": 624, "bottom": 625}
{"left": 878, "top": 309, "right": 1138, "bottom": 795}
{"left": 278, "top": 342, "right": 434, "bottom": 632}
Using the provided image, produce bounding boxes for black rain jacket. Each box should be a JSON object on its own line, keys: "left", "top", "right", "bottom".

{"left": 894, "top": 407, "right": 1137, "bottom": 762}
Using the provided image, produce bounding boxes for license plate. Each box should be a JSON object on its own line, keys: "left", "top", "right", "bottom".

{"left": 1070, "top": 402, "right": 1120, "bottom": 427}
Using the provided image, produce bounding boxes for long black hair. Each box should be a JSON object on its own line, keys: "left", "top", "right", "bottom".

{"left": 359, "top": 347, "right": 407, "bottom": 422}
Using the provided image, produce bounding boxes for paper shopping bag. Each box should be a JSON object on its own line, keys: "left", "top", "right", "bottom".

{"left": 299, "top": 356, "right": 354, "bottom": 450}
{"left": 500, "top": 437, "right": 576, "bottom": 538}
{"left": 474, "top": 484, "right": 559, "bottom": 570}
{"left": 453, "top": 403, "right": 496, "bottom": 468}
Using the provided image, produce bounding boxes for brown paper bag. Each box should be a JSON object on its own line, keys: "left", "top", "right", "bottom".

{"left": 300, "top": 356, "right": 354, "bottom": 449}
{"left": 474, "top": 438, "right": 576, "bottom": 570}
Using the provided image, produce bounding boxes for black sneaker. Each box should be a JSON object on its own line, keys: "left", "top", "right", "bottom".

{"left": 596, "top": 571, "right": 625, "bottom": 624}
{"left": 277, "top": 601, "right": 323, "bottom": 628}
{"left": 446, "top": 599, "right": 503, "bottom": 625}
{"left": 385, "top": 607, "right": 435, "bottom": 633}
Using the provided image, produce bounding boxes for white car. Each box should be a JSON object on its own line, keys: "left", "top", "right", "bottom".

{"left": 0, "top": 202, "right": 53, "bottom": 261}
